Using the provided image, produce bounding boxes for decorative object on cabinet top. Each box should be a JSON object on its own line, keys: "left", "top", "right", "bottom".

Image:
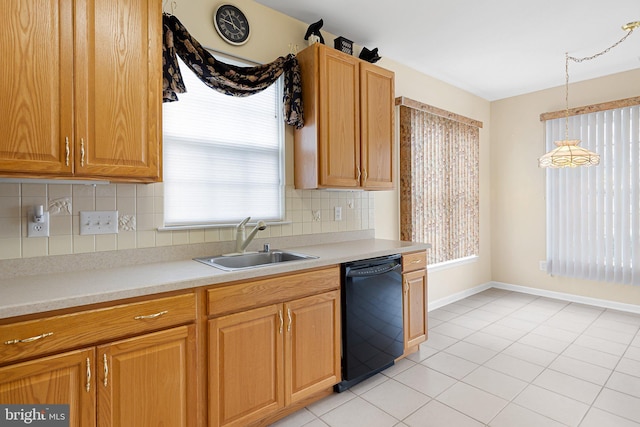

{"left": 304, "top": 18, "right": 325, "bottom": 45}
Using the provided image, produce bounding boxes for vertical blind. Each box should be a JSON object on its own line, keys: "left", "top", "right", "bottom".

{"left": 162, "top": 57, "right": 284, "bottom": 226}
{"left": 545, "top": 105, "right": 640, "bottom": 285}
{"left": 399, "top": 104, "right": 480, "bottom": 266}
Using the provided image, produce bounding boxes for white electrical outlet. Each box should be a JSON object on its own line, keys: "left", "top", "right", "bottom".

{"left": 80, "top": 211, "right": 119, "bottom": 235}
{"left": 539, "top": 261, "right": 547, "bottom": 271}
{"left": 27, "top": 210, "right": 50, "bottom": 237}
{"left": 334, "top": 206, "right": 342, "bottom": 221}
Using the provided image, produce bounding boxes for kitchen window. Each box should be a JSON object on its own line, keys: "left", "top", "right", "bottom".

{"left": 162, "top": 55, "right": 285, "bottom": 227}
{"left": 397, "top": 98, "right": 482, "bottom": 267}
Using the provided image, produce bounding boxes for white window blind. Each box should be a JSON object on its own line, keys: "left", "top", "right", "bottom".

{"left": 545, "top": 105, "right": 640, "bottom": 285}
{"left": 162, "top": 56, "right": 284, "bottom": 227}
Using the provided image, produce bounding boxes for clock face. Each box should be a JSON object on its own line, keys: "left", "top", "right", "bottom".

{"left": 214, "top": 4, "right": 250, "bottom": 45}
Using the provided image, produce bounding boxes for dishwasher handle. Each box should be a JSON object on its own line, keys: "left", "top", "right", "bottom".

{"left": 345, "top": 261, "right": 401, "bottom": 278}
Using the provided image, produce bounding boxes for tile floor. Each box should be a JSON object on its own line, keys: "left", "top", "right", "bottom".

{"left": 272, "top": 288, "right": 640, "bottom": 427}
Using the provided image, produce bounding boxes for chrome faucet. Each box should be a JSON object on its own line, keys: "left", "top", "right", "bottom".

{"left": 235, "top": 216, "right": 267, "bottom": 253}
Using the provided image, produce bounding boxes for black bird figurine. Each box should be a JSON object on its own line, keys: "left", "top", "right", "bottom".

{"left": 359, "top": 47, "right": 381, "bottom": 63}
{"left": 304, "top": 19, "right": 325, "bottom": 44}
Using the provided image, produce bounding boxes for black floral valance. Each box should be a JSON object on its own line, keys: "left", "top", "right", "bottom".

{"left": 162, "top": 13, "right": 303, "bottom": 129}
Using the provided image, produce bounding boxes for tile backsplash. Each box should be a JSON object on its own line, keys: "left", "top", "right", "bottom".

{"left": 0, "top": 182, "right": 374, "bottom": 260}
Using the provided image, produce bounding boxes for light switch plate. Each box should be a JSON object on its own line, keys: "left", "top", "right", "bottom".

{"left": 80, "top": 211, "right": 119, "bottom": 235}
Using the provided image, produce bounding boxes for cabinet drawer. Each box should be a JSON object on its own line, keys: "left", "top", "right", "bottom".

{"left": 402, "top": 251, "right": 427, "bottom": 272}
{"left": 0, "top": 292, "right": 196, "bottom": 365}
{"left": 207, "top": 266, "right": 340, "bottom": 317}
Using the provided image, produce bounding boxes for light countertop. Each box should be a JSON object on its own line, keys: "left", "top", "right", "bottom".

{"left": 0, "top": 239, "right": 429, "bottom": 320}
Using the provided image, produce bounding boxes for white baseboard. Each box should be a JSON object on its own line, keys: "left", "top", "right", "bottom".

{"left": 429, "top": 281, "right": 640, "bottom": 315}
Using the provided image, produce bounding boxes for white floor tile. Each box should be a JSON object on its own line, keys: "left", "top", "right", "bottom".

{"left": 437, "top": 302, "right": 475, "bottom": 315}
{"left": 421, "top": 351, "right": 479, "bottom": 379}
{"left": 532, "top": 369, "right": 602, "bottom": 404}
{"left": 271, "top": 408, "right": 318, "bottom": 427}
{"left": 495, "top": 316, "right": 538, "bottom": 333}
{"left": 585, "top": 324, "right": 637, "bottom": 345}
{"left": 320, "top": 397, "right": 398, "bottom": 427}
{"left": 429, "top": 309, "right": 459, "bottom": 322}
{"left": 406, "top": 342, "right": 439, "bottom": 363}
{"left": 360, "top": 379, "right": 430, "bottom": 420}
{"left": 489, "top": 403, "right": 567, "bottom": 427}
{"left": 382, "top": 358, "right": 416, "bottom": 378}
{"left": 463, "top": 331, "right": 513, "bottom": 352}
{"left": 517, "top": 332, "right": 570, "bottom": 354}
{"left": 514, "top": 385, "right": 590, "bottom": 426}
{"left": 532, "top": 323, "right": 580, "bottom": 342}
{"left": 484, "top": 353, "right": 545, "bottom": 382}
{"left": 422, "top": 331, "right": 458, "bottom": 351}
{"left": 626, "top": 345, "right": 640, "bottom": 362}
{"left": 302, "top": 419, "right": 329, "bottom": 427}
{"left": 463, "top": 308, "right": 505, "bottom": 323}
{"left": 548, "top": 355, "right": 613, "bottom": 386}
{"left": 394, "top": 364, "right": 457, "bottom": 398}
{"left": 482, "top": 323, "right": 527, "bottom": 341}
{"left": 347, "top": 373, "right": 389, "bottom": 395}
{"left": 632, "top": 334, "right": 640, "bottom": 348}
{"left": 429, "top": 322, "right": 475, "bottom": 340}
{"left": 307, "top": 390, "right": 357, "bottom": 417}
{"left": 574, "top": 334, "right": 628, "bottom": 356}
{"left": 462, "top": 366, "right": 527, "bottom": 401}
{"left": 448, "top": 315, "right": 491, "bottom": 331}
{"left": 606, "top": 371, "right": 640, "bottom": 399}
{"left": 562, "top": 343, "right": 621, "bottom": 369}
{"left": 444, "top": 340, "right": 498, "bottom": 364}
{"left": 510, "top": 308, "right": 554, "bottom": 324}
{"left": 593, "top": 388, "right": 640, "bottom": 423}
{"left": 404, "top": 400, "right": 483, "bottom": 427}
{"left": 436, "top": 382, "right": 508, "bottom": 424}
{"left": 478, "top": 302, "right": 518, "bottom": 316}
{"left": 502, "top": 342, "right": 558, "bottom": 366}
{"left": 616, "top": 357, "right": 640, "bottom": 378}
{"left": 580, "top": 407, "right": 640, "bottom": 427}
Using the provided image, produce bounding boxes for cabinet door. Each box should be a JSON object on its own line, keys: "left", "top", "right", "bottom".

{"left": 97, "top": 326, "right": 196, "bottom": 427}
{"left": 0, "top": 0, "right": 73, "bottom": 176}
{"left": 360, "top": 63, "right": 395, "bottom": 190}
{"left": 318, "top": 48, "right": 361, "bottom": 188}
{"left": 74, "top": 0, "right": 162, "bottom": 181}
{"left": 209, "top": 305, "right": 284, "bottom": 427}
{"left": 0, "top": 348, "right": 96, "bottom": 427}
{"left": 403, "top": 269, "right": 428, "bottom": 351}
{"left": 285, "top": 290, "right": 341, "bottom": 405}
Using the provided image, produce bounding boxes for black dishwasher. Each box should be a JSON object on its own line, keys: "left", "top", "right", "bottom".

{"left": 336, "top": 254, "right": 403, "bottom": 392}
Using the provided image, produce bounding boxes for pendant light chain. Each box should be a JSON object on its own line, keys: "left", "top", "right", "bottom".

{"left": 563, "top": 26, "right": 637, "bottom": 141}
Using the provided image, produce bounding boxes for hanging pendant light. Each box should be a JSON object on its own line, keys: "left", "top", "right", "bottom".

{"left": 539, "top": 21, "right": 640, "bottom": 168}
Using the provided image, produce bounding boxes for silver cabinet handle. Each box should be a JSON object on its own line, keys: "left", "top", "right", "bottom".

{"left": 134, "top": 310, "right": 168, "bottom": 320}
{"left": 287, "top": 308, "right": 292, "bottom": 332}
{"left": 4, "top": 332, "right": 53, "bottom": 345}
{"left": 279, "top": 310, "right": 284, "bottom": 334}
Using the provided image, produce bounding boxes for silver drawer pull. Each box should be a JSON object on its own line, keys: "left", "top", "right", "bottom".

{"left": 4, "top": 332, "right": 54, "bottom": 345}
{"left": 134, "top": 310, "right": 168, "bottom": 320}
{"left": 411, "top": 259, "right": 422, "bottom": 264}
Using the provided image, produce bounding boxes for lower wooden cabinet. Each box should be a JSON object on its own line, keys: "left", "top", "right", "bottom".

{"left": 98, "top": 325, "right": 196, "bottom": 427}
{"left": 0, "top": 348, "right": 96, "bottom": 427}
{"left": 209, "top": 290, "right": 341, "bottom": 427}
{"left": 0, "top": 325, "right": 195, "bottom": 427}
{"left": 402, "top": 252, "right": 428, "bottom": 354}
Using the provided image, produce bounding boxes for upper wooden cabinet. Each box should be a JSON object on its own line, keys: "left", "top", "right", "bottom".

{"left": 294, "top": 43, "right": 395, "bottom": 190}
{"left": 0, "top": 0, "right": 162, "bottom": 182}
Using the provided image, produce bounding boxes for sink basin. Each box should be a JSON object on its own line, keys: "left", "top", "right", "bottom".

{"left": 194, "top": 250, "right": 317, "bottom": 271}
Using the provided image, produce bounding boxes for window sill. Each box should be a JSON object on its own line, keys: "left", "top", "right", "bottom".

{"left": 158, "top": 221, "right": 291, "bottom": 232}
{"left": 428, "top": 255, "right": 479, "bottom": 272}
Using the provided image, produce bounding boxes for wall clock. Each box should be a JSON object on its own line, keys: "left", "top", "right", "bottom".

{"left": 213, "top": 4, "right": 250, "bottom": 46}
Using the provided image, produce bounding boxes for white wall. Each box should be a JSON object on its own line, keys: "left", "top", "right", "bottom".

{"left": 491, "top": 68, "right": 640, "bottom": 305}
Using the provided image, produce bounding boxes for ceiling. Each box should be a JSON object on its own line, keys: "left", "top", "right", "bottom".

{"left": 255, "top": 0, "right": 640, "bottom": 101}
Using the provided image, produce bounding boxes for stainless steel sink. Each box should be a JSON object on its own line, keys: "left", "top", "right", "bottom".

{"left": 194, "top": 250, "right": 317, "bottom": 271}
